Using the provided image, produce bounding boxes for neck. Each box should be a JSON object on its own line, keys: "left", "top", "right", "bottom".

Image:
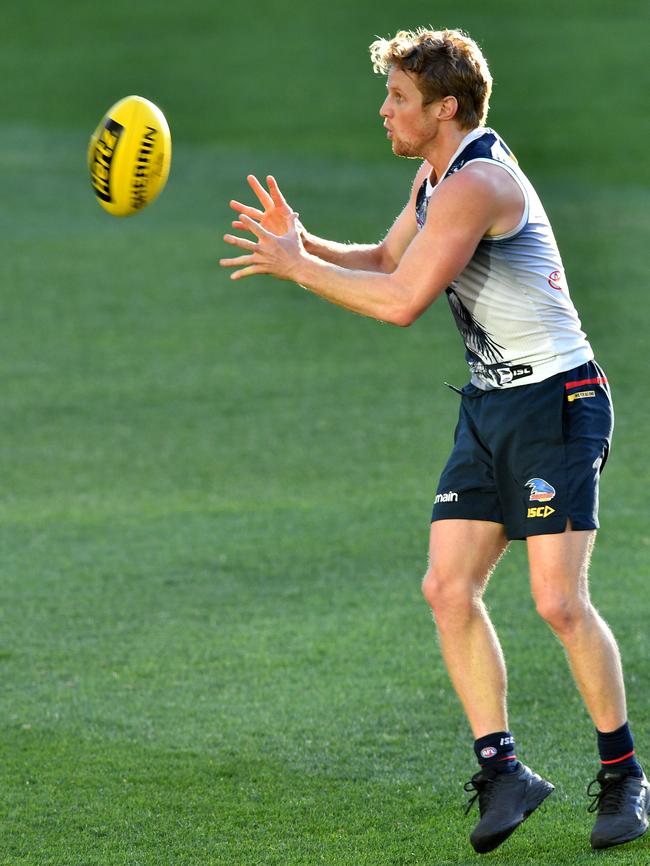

{"left": 423, "top": 124, "right": 475, "bottom": 182}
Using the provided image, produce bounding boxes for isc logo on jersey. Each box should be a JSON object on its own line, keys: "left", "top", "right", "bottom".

{"left": 88, "top": 95, "right": 171, "bottom": 217}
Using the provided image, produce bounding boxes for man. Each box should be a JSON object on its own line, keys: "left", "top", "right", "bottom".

{"left": 220, "top": 27, "right": 648, "bottom": 854}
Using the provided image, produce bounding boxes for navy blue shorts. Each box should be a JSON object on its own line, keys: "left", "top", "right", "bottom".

{"left": 431, "top": 361, "right": 614, "bottom": 540}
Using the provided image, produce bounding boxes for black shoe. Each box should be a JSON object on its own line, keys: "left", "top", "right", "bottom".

{"left": 588, "top": 768, "right": 650, "bottom": 849}
{"left": 464, "top": 762, "right": 555, "bottom": 854}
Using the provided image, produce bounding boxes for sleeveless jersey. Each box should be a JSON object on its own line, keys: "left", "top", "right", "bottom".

{"left": 415, "top": 127, "right": 593, "bottom": 390}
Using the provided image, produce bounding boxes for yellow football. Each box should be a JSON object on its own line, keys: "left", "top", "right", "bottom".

{"left": 88, "top": 95, "right": 171, "bottom": 217}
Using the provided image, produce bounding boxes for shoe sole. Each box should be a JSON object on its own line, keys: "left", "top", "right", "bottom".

{"left": 591, "top": 818, "right": 649, "bottom": 850}
{"left": 591, "top": 781, "right": 650, "bottom": 850}
{"left": 471, "top": 781, "right": 555, "bottom": 854}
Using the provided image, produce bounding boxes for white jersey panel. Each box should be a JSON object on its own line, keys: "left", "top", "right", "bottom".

{"left": 416, "top": 128, "right": 593, "bottom": 389}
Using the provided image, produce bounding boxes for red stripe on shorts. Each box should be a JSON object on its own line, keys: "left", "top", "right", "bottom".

{"left": 565, "top": 377, "right": 608, "bottom": 390}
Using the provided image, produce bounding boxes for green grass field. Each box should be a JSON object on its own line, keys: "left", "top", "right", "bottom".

{"left": 1, "top": 1, "right": 649, "bottom": 863}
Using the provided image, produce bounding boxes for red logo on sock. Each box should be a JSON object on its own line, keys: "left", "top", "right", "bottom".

{"left": 480, "top": 747, "right": 498, "bottom": 759}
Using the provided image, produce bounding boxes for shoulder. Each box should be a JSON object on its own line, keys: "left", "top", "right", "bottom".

{"left": 433, "top": 160, "right": 525, "bottom": 239}
{"left": 455, "top": 161, "right": 512, "bottom": 193}
{"left": 422, "top": 162, "right": 512, "bottom": 240}
{"left": 436, "top": 162, "right": 501, "bottom": 204}
{"left": 441, "top": 152, "right": 526, "bottom": 204}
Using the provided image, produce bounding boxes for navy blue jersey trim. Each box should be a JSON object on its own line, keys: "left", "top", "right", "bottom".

{"left": 444, "top": 132, "right": 507, "bottom": 179}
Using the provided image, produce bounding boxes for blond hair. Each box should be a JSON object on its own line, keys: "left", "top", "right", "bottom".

{"left": 370, "top": 28, "right": 492, "bottom": 129}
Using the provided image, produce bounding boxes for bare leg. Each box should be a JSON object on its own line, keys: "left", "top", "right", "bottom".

{"left": 528, "top": 527, "right": 627, "bottom": 731}
{"left": 422, "top": 519, "right": 510, "bottom": 738}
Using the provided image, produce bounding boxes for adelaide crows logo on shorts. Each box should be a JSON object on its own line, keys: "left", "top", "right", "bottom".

{"left": 526, "top": 478, "right": 556, "bottom": 502}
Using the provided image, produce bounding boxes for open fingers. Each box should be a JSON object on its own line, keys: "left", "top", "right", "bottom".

{"left": 238, "top": 213, "right": 271, "bottom": 239}
{"left": 247, "top": 174, "right": 274, "bottom": 209}
{"left": 229, "top": 199, "right": 264, "bottom": 220}
{"left": 219, "top": 253, "right": 257, "bottom": 268}
{"left": 230, "top": 264, "right": 265, "bottom": 280}
{"left": 223, "top": 233, "right": 257, "bottom": 251}
{"left": 266, "top": 175, "right": 288, "bottom": 207}
{"left": 218, "top": 255, "right": 266, "bottom": 280}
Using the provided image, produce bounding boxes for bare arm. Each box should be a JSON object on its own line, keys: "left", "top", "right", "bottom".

{"left": 230, "top": 165, "right": 430, "bottom": 273}
{"left": 220, "top": 164, "right": 505, "bottom": 326}
{"left": 301, "top": 161, "right": 429, "bottom": 271}
{"left": 300, "top": 234, "right": 387, "bottom": 272}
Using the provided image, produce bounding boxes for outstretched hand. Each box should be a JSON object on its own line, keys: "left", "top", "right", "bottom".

{"left": 220, "top": 210, "right": 305, "bottom": 282}
{"left": 229, "top": 174, "right": 300, "bottom": 237}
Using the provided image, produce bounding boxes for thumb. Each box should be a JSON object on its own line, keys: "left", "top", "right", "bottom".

{"left": 282, "top": 211, "right": 299, "bottom": 235}
{"left": 287, "top": 212, "right": 304, "bottom": 246}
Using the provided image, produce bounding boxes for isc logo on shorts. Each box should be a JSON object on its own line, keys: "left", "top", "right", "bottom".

{"left": 527, "top": 505, "right": 556, "bottom": 518}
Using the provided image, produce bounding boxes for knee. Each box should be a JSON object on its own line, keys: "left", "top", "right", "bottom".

{"left": 534, "top": 592, "right": 593, "bottom": 634}
{"left": 421, "top": 565, "right": 477, "bottom": 625}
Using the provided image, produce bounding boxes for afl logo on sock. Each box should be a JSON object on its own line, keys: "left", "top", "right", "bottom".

{"left": 480, "top": 747, "right": 498, "bottom": 759}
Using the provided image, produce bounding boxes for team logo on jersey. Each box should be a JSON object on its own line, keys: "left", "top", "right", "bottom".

{"left": 526, "top": 478, "right": 556, "bottom": 502}
{"left": 548, "top": 270, "right": 565, "bottom": 290}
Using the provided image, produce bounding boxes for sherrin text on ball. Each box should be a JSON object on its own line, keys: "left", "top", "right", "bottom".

{"left": 88, "top": 95, "right": 171, "bottom": 217}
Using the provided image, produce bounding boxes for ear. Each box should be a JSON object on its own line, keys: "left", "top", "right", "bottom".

{"left": 436, "top": 95, "right": 459, "bottom": 121}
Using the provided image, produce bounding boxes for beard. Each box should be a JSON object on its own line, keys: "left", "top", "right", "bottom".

{"left": 391, "top": 136, "right": 420, "bottom": 158}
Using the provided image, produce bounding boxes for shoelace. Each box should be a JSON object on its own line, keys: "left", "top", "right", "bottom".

{"left": 587, "top": 776, "right": 628, "bottom": 815}
{"left": 464, "top": 775, "right": 495, "bottom": 816}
